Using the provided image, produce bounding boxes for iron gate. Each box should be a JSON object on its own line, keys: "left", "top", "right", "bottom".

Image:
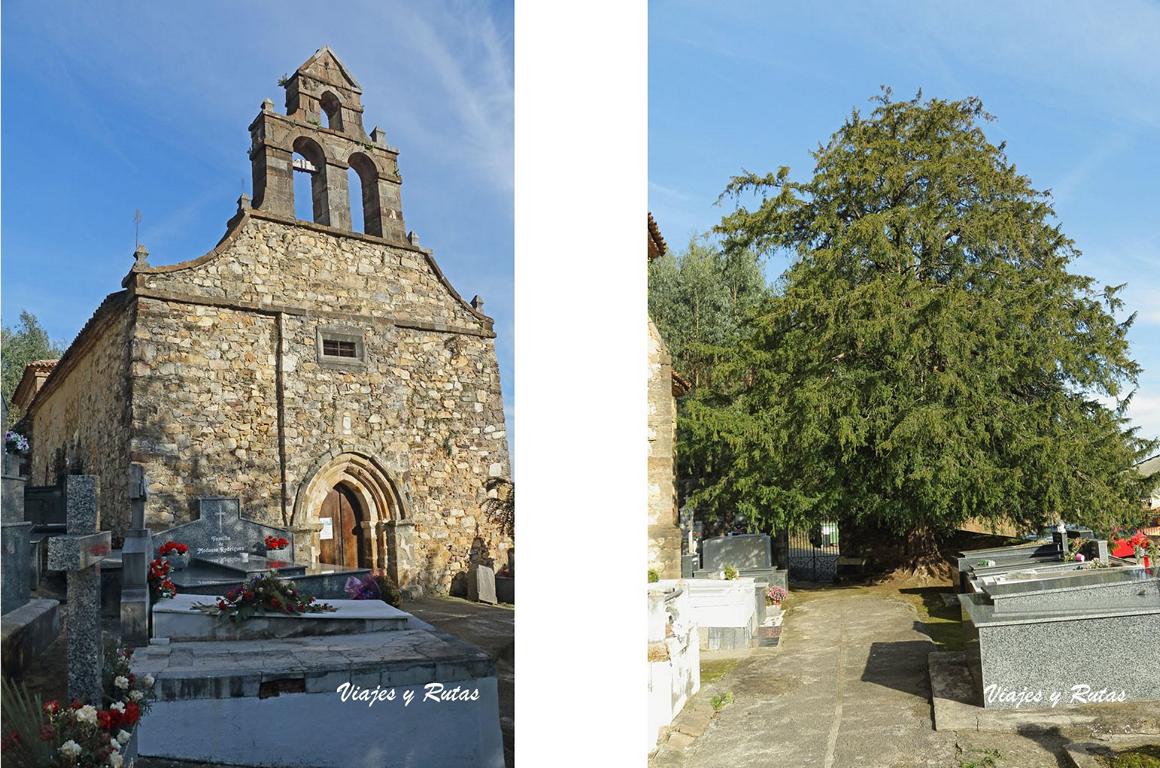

{"left": 786, "top": 521, "right": 840, "bottom": 582}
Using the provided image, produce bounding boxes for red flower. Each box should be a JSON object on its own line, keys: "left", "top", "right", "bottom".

{"left": 43, "top": 699, "right": 60, "bottom": 714}
{"left": 122, "top": 702, "right": 140, "bottom": 726}
{"left": 270, "top": 597, "right": 282, "bottom": 609}
{"left": 70, "top": 699, "right": 83, "bottom": 709}
{"left": 1112, "top": 538, "right": 1136, "bottom": 558}
{"left": 97, "top": 709, "right": 114, "bottom": 729}
{"left": 38, "top": 725, "right": 54, "bottom": 741}
{"left": 217, "top": 599, "right": 227, "bottom": 609}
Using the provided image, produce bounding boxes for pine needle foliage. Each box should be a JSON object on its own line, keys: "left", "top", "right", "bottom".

{"left": 686, "top": 89, "right": 1154, "bottom": 539}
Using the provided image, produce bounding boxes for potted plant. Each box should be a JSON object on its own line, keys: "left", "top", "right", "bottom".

{"left": 765, "top": 585, "right": 788, "bottom": 610}
{"left": 4, "top": 430, "right": 30, "bottom": 457}
{"left": 157, "top": 541, "right": 189, "bottom": 571}
{"left": 495, "top": 560, "right": 514, "bottom": 604}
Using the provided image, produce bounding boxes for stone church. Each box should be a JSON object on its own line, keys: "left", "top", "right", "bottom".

{"left": 13, "top": 48, "right": 511, "bottom": 593}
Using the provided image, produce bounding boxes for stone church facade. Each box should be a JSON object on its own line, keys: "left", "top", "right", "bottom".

{"left": 17, "top": 48, "right": 511, "bottom": 593}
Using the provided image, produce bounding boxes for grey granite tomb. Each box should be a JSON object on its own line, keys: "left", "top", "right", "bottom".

{"left": 693, "top": 533, "right": 789, "bottom": 591}
{"left": 120, "top": 464, "right": 153, "bottom": 645}
{"left": 959, "top": 566, "right": 1160, "bottom": 708}
{"left": 47, "top": 475, "right": 109, "bottom": 704}
{"left": 1, "top": 520, "right": 32, "bottom": 615}
{"left": 701, "top": 534, "right": 772, "bottom": 571}
{"left": 157, "top": 497, "right": 295, "bottom": 562}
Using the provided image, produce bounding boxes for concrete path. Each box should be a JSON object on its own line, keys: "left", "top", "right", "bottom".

{"left": 652, "top": 589, "right": 1073, "bottom": 768}
{"left": 404, "top": 596, "right": 515, "bottom": 768}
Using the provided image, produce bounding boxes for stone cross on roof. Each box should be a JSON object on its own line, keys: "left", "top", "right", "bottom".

{"left": 47, "top": 475, "right": 109, "bottom": 704}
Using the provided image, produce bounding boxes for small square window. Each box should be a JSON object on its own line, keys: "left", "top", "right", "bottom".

{"left": 317, "top": 327, "right": 366, "bottom": 367}
{"left": 322, "top": 339, "right": 358, "bottom": 358}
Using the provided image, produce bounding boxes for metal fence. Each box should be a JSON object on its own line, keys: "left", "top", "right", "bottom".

{"left": 785, "top": 521, "right": 841, "bottom": 582}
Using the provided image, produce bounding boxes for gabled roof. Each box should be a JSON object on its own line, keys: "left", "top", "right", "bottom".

{"left": 295, "top": 46, "right": 362, "bottom": 93}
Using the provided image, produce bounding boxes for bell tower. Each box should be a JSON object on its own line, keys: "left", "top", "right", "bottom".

{"left": 248, "top": 47, "right": 407, "bottom": 241}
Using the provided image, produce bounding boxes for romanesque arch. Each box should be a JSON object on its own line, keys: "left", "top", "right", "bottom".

{"left": 291, "top": 450, "right": 417, "bottom": 586}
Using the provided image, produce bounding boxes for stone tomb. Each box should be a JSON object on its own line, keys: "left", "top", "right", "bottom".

{"left": 959, "top": 563, "right": 1160, "bottom": 709}
{"left": 694, "top": 533, "right": 788, "bottom": 592}
{"left": 658, "top": 577, "right": 758, "bottom": 651}
{"left": 158, "top": 497, "right": 368, "bottom": 599}
{"left": 153, "top": 594, "right": 408, "bottom": 642}
{"left": 647, "top": 582, "right": 700, "bottom": 749}
{"left": 136, "top": 594, "right": 504, "bottom": 766}
{"left": 158, "top": 497, "right": 295, "bottom": 561}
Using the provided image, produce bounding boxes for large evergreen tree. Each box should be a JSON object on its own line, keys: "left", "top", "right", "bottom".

{"left": 2, "top": 311, "right": 63, "bottom": 420}
{"left": 687, "top": 91, "right": 1154, "bottom": 565}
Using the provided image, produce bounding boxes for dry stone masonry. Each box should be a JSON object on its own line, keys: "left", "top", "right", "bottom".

{"left": 20, "top": 47, "right": 511, "bottom": 594}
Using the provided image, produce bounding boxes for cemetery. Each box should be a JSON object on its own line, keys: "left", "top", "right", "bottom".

{"left": 0, "top": 453, "right": 510, "bottom": 767}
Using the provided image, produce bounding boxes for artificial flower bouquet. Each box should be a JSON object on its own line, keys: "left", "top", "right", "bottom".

{"left": 147, "top": 558, "right": 176, "bottom": 602}
{"left": 195, "top": 571, "right": 334, "bottom": 621}
{"left": 263, "top": 535, "right": 290, "bottom": 552}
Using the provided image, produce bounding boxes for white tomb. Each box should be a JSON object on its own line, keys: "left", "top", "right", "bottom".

{"left": 135, "top": 595, "right": 504, "bottom": 767}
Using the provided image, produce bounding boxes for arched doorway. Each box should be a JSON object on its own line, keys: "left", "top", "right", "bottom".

{"left": 317, "top": 483, "right": 367, "bottom": 568}
{"left": 293, "top": 451, "right": 417, "bottom": 586}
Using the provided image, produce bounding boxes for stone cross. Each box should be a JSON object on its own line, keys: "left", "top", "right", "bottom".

{"left": 120, "top": 464, "right": 153, "bottom": 646}
{"left": 47, "top": 475, "right": 109, "bottom": 704}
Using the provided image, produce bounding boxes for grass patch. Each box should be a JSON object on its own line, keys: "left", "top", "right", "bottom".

{"left": 700, "top": 657, "right": 741, "bottom": 685}
{"left": 710, "top": 691, "right": 734, "bottom": 712}
{"left": 1102, "top": 746, "right": 1160, "bottom": 768}
{"left": 894, "top": 586, "right": 968, "bottom": 651}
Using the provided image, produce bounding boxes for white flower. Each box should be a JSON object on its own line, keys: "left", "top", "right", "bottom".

{"left": 108, "top": 753, "right": 124, "bottom": 768}
{"left": 114, "top": 675, "right": 130, "bottom": 689}
{"left": 75, "top": 704, "right": 98, "bottom": 725}
{"left": 129, "top": 690, "right": 144, "bottom": 701}
{"left": 59, "top": 740, "right": 83, "bottom": 757}
{"left": 109, "top": 739, "right": 121, "bottom": 751}
{"left": 117, "top": 730, "right": 132, "bottom": 745}
{"left": 110, "top": 701, "right": 126, "bottom": 713}
{"left": 142, "top": 674, "right": 155, "bottom": 688}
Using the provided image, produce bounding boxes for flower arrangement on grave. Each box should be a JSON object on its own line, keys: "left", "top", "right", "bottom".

{"left": 195, "top": 570, "right": 335, "bottom": 621}
{"left": 147, "top": 557, "right": 177, "bottom": 601}
{"left": 263, "top": 535, "right": 290, "bottom": 552}
{"left": 4, "top": 430, "right": 30, "bottom": 457}
{"left": 157, "top": 541, "right": 187, "bottom": 558}
{"left": 1, "top": 642, "right": 154, "bottom": 767}
{"left": 765, "top": 585, "right": 788, "bottom": 606}
{"left": 1068, "top": 536, "right": 1087, "bottom": 562}
{"left": 723, "top": 565, "right": 739, "bottom": 580}
{"left": 344, "top": 570, "right": 401, "bottom": 607}
{"left": 1111, "top": 530, "right": 1154, "bottom": 562}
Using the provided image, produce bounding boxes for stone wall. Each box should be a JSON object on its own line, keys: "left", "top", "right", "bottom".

{"left": 648, "top": 318, "right": 681, "bottom": 579}
{"left": 130, "top": 299, "right": 282, "bottom": 528}
{"left": 27, "top": 305, "right": 130, "bottom": 530}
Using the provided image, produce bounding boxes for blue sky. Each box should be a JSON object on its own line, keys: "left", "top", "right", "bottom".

{"left": 650, "top": 0, "right": 1160, "bottom": 445}
{"left": 1, "top": 0, "right": 514, "bottom": 457}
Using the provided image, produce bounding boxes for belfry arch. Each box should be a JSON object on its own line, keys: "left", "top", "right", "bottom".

{"left": 292, "top": 451, "right": 417, "bottom": 587}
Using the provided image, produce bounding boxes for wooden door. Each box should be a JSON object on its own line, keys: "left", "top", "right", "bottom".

{"left": 318, "top": 486, "right": 361, "bottom": 568}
